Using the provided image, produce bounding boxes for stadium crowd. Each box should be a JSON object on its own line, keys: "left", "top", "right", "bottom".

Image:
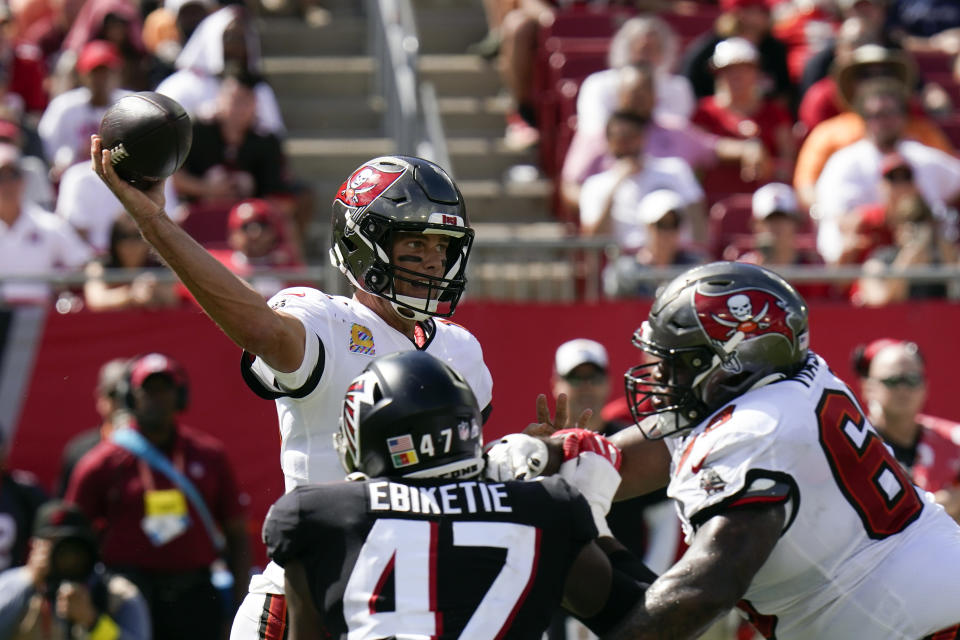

{"left": 2, "top": 0, "right": 960, "bottom": 638}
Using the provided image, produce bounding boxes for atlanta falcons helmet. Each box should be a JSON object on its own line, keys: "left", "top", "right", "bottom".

{"left": 329, "top": 156, "right": 474, "bottom": 321}
{"left": 626, "top": 262, "right": 810, "bottom": 439}
{"left": 333, "top": 351, "right": 485, "bottom": 479}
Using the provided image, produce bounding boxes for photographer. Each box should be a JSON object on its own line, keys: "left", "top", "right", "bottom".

{"left": 0, "top": 500, "right": 150, "bottom": 639}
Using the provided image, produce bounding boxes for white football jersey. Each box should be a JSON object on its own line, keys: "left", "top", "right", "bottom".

{"left": 666, "top": 353, "right": 960, "bottom": 639}
{"left": 243, "top": 288, "right": 493, "bottom": 492}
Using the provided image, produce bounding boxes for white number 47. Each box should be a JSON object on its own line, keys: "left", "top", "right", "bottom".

{"left": 343, "top": 519, "right": 538, "bottom": 640}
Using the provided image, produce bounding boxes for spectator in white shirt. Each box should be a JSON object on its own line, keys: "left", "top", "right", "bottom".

{"left": 579, "top": 111, "right": 706, "bottom": 250}
{"left": 56, "top": 160, "right": 182, "bottom": 253}
{"left": 813, "top": 78, "right": 960, "bottom": 263}
{"left": 0, "top": 143, "right": 93, "bottom": 304}
{"left": 576, "top": 15, "right": 696, "bottom": 135}
{"left": 37, "top": 40, "right": 130, "bottom": 182}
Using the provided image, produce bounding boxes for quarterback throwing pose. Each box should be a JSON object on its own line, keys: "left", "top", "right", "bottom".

{"left": 265, "top": 350, "right": 649, "bottom": 640}
{"left": 91, "top": 140, "right": 493, "bottom": 638}
{"left": 490, "top": 262, "right": 960, "bottom": 639}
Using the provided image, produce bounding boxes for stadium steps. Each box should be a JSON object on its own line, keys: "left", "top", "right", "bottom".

{"left": 258, "top": 0, "right": 569, "bottom": 286}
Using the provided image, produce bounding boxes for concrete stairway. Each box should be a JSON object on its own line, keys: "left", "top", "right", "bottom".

{"left": 257, "top": 0, "right": 575, "bottom": 299}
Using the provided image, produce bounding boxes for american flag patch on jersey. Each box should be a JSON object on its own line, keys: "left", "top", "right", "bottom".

{"left": 388, "top": 435, "right": 418, "bottom": 469}
{"left": 388, "top": 435, "right": 414, "bottom": 453}
{"left": 349, "top": 324, "right": 375, "bottom": 355}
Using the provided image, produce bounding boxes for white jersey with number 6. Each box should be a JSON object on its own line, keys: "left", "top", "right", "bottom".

{"left": 666, "top": 353, "right": 960, "bottom": 640}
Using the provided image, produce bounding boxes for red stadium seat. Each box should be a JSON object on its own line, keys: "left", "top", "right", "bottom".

{"left": 708, "top": 193, "right": 755, "bottom": 260}
{"left": 911, "top": 50, "right": 956, "bottom": 76}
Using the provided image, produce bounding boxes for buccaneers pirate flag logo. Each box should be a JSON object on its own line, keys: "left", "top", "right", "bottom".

{"left": 694, "top": 287, "right": 798, "bottom": 348}
{"left": 336, "top": 164, "right": 406, "bottom": 208}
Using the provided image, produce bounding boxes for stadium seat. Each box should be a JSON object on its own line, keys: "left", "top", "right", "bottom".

{"left": 708, "top": 193, "right": 755, "bottom": 260}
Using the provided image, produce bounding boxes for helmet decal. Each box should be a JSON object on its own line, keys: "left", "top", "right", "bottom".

{"left": 336, "top": 164, "right": 406, "bottom": 209}
{"left": 694, "top": 287, "right": 797, "bottom": 348}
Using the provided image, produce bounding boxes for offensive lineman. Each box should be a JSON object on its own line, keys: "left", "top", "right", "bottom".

{"left": 264, "top": 350, "right": 651, "bottom": 640}
{"left": 488, "top": 262, "right": 960, "bottom": 639}
{"left": 91, "top": 140, "right": 493, "bottom": 638}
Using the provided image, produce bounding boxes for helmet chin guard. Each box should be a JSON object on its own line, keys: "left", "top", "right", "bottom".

{"left": 626, "top": 262, "right": 809, "bottom": 439}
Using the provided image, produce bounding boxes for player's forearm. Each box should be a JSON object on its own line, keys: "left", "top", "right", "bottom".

{"left": 132, "top": 209, "right": 301, "bottom": 364}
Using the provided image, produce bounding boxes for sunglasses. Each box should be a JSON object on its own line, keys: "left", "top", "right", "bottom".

{"left": 563, "top": 371, "right": 607, "bottom": 387}
{"left": 875, "top": 373, "right": 925, "bottom": 389}
{"left": 0, "top": 166, "right": 21, "bottom": 182}
{"left": 884, "top": 169, "right": 913, "bottom": 183}
{"left": 653, "top": 213, "right": 681, "bottom": 231}
{"left": 863, "top": 108, "right": 905, "bottom": 120}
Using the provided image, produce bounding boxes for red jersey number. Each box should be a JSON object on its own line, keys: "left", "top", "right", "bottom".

{"left": 816, "top": 390, "right": 923, "bottom": 539}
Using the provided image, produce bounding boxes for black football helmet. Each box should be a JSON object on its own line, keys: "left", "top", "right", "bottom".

{"left": 626, "top": 262, "right": 810, "bottom": 439}
{"left": 333, "top": 351, "right": 484, "bottom": 479}
{"left": 329, "top": 156, "right": 474, "bottom": 321}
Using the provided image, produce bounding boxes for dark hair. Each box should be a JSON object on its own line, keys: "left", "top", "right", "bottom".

{"left": 106, "top": 215, "right": 161, "bottom": 269}
{"left": 891, "top": 193, "right": 934, "bottom": 226}
{"left": 220, "top": 61, "right": 262, "bottom": 90}
{"left": 850, "top": 339, "right": 923, "bottom": 378}
{"left": 606, "top": 110, "right": 651, "bottom": 137}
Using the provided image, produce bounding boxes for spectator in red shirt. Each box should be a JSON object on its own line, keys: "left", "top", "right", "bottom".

{"left": 691, "top": 37, "right": 796, "bottom": 202}
{"left": 207, "top": 198, "right": 305, "bottom": 299}
{"left": 66, "top": 353, "right": 250, "bottom": 640}
{"left": 854, "top": 339, "right": 960, "bottom": 523}
{"left": 0, "top": 4, "right": 47, "bottom": 115}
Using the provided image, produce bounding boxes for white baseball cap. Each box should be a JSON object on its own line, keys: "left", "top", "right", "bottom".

{"left": 752, "top": 182, "right": 799, "bottom": 220}
{"left": 710, "top": 37, "right": 759, "bottom": 70}
{"left": 555, "top": 339, "right": 608, "bottom": 377}
{"left": 637, "top": 189, "right": 686, "bottom": 225}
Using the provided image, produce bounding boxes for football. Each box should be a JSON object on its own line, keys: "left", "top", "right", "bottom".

{"left": 98, "top": 91, "right": 193, "bottom": 190}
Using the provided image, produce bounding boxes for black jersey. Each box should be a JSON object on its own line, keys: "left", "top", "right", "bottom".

{"left": 263, "top": 476, "right": 598, "bottom": 640}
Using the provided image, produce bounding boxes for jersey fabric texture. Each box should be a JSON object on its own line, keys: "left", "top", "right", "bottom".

{"left": 263, "top": 475, "right": 597, "bottom": 640}
{"left": 240, "top": 289, "right": 493, "bottom": 599}
{"left": 665, "top": 352, "right": 960, "bottom": 639}
{"left": 242, "top": 289, "right": 494, "bottom": 491}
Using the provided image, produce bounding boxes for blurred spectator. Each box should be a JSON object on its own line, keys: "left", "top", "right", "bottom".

{"left": 691, "top": 37, "right": 796, "bottom": 198}
{"left": 56, "top": 357, "right": 128, "bottom": 497}
{"left": 799, "top": 0, "right": 891, "bottom": 97}
{"left": 37, "top": 40, "right": 130, "bottom": 181}
{"left": 66, "top": 353, "right": 250, "bottom": 640}
{"left": 0, "top": 142, "right": 93, "bottom": 305}
{"left": 60, "top": 0, "right": 147, "bottom": 91}
{"left": 156, "top": 5, "right": 285, "bottom": 136}
{"left": 174, "top": 70, "right": 293, "bottom": 244}
{"left": 576, "top": 15, "right": 696, "bottom": 134}
{"left": 855, "top": 340, "right": 960, "bottom": 522}
{"left": 797, "top": 16, "right": 886, "bottom": 134}
{"left": 0, "top": 117, "right": 53, "bottom": 209}
{"left": 680, "top": 0, "right": 793, "bottom": 104}
{"left": 16, "top": 0, "right": 86, "bottom": 69}
{"left": 731, "top": 182, "right": 831, "bottom": 299}
{"left": 496, "top": 0, "right": 554, "bottom": 149}
{"left": 545, "top": 337, "right": 681, "bottom": 640}
{"left": 561, "top": 63, "right": 766, "bottom": 214}
{"left": 207, "top": 199, "right": 304, "bottom": 299}
{"left": 83, "top": 215, "right": 179, "bottom": 311}
{"left": 465, "top": 0, "right": 509, "bottom": 59}
{"left": 794, "top": 46, "right": 953, "bottom": 209}
{"left": 578, "top": 111, "right": 706, "bottom": 247}
{"left": 56, "top": 160, "right": 181, "bottom": 253}
{"left": 141, "top": 0, "right": 214, "bottom": 88}
{"left": 0, "top": 2, "right": 48, "bottom": 116}
{"left": 812, "top": 77, "right": 960, "bottom": 263}
{"left": 768, "top": 0, "right": 838, "bottom": 85}
{"left": 0, "top": 500, "right": 151, "bottom": 638}
{"left": 0, "top": 426, "right": 47, "bottom": 571}
{"left": 838, "top": 151, "right": 918, "bottom": 265}
{"left": 886, "top": 0, "right": 960, "bottom": 51}
{"left": 602, "top": 188, "right": 705, "bottom": 298}
{"left": 854, "top": 193, "right": 957, "bottom": 306}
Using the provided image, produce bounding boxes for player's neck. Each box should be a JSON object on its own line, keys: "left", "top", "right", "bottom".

{"left": 355, "top": 290, "right": 418, "bottom": 340}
